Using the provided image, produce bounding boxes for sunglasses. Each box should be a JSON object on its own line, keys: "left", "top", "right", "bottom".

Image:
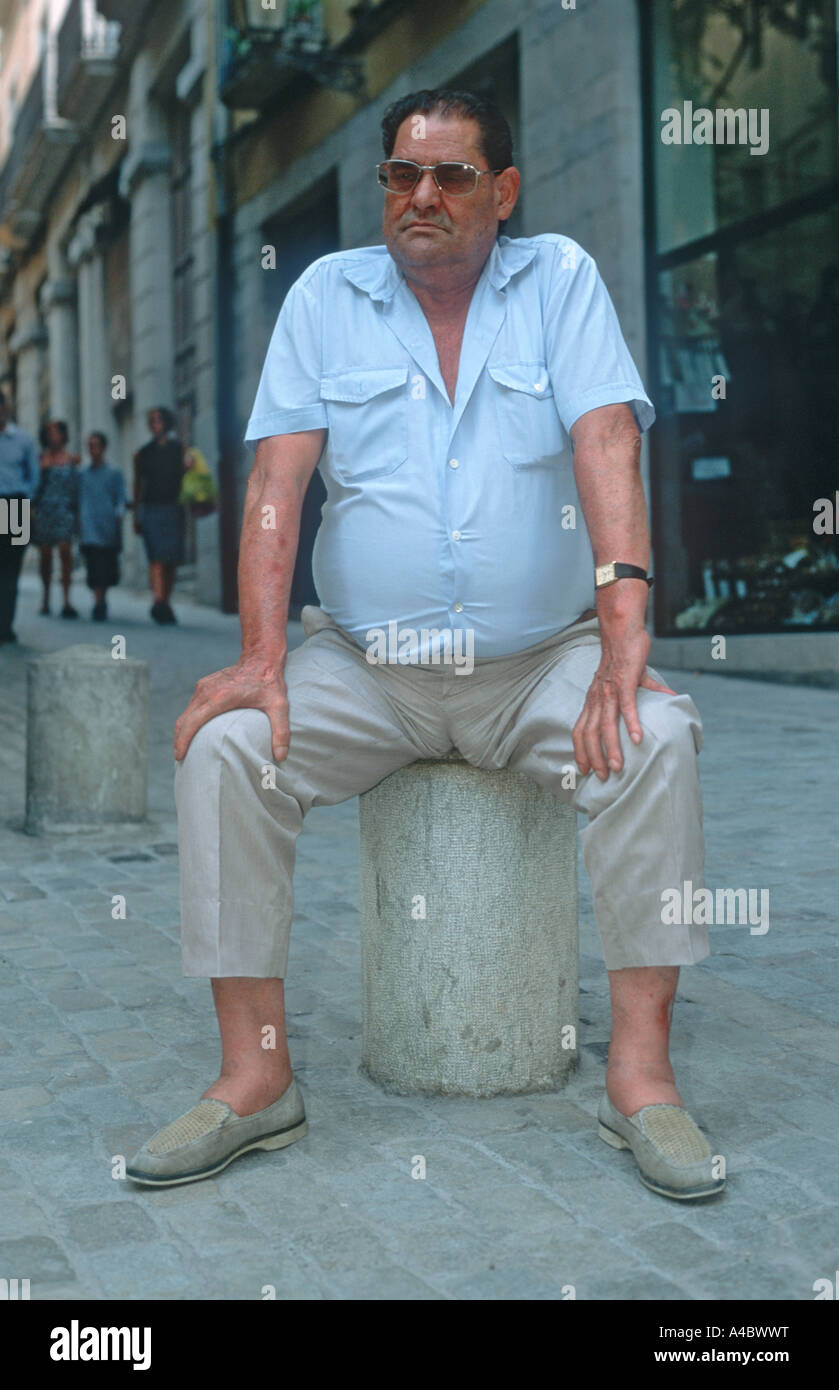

{"left": 376, "top": 159, "right": 505, "bottom": 196}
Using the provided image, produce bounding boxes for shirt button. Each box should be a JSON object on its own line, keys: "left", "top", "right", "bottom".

{"left": 453, "top": 602, "right": 463, "bottom": 613}
{"left": 533, "top": 382, "right": 544, "bottom": 391}
{"left": 448, "top": 458, "right": 459, "bottom": 468}
{"left": 452, "top": 530, "right": 461, "bottom": 541}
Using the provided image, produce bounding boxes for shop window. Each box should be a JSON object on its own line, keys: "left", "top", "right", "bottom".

{"left": 651, "top": 0, "right": 838, "bottom": 253}
{"left": 646, "top": 0, "right": 839, "bottom": 634}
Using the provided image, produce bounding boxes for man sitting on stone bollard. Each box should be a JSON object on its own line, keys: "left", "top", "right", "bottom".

{"left": 127, "top": 89, "right": 724, "bottom": 1202}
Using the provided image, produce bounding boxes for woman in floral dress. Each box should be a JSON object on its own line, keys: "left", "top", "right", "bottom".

{"left": 32, "top": 419, "right": 81, "bottom": 618}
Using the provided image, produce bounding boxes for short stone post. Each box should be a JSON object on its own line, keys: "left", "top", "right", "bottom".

{"left": 25, "top": 644, "right": 149, "bottom": 833}
{"left": 359, "top": 757, "right": 578, "bottom": 1097}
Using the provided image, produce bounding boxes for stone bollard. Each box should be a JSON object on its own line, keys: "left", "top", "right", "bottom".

{"left": 25, "top": 644, "right": 149, "bottom": 834}
{"left": 359, "top": 756, "right": 578, "bottom": 1097}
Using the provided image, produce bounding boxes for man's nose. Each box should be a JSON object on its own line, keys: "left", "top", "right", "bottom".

{"left": 411, "top": 169, "right": 442, "bottom": 209}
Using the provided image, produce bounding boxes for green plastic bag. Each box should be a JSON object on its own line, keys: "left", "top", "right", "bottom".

{"left": 180, "top": 447, "right": 218, "bottom": 516}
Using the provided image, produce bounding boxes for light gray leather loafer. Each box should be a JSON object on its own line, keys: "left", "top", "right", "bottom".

{"left": 126, "top": 1078, "right": 307, "bottom": 1187}
{"left": 597, "top": 1091, "right": 725, "bottom": 1200}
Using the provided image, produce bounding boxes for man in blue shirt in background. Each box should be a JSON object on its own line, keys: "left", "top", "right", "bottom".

{"left": 79, "top": 429, "right": 127, "bottom": 622}
{"left": 0, "top": 389, "right": 39, "bottom": 646}
{"left": 128, "top": 90, "right": 723, "bottom": 1202}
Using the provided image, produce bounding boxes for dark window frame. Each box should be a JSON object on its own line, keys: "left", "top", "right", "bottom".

{"left": 640, "top": 0, "right": 839, "bottom": 637}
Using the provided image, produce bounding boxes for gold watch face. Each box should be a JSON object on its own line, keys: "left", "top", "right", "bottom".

{"left": 595, "top": 563, "right": 616, "bottom": 587}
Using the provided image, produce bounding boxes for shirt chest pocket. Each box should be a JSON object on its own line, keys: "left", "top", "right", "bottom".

{"left": 488, "top": 362, "right": 566, "bottom": 468}
{"left": 319, "top": 367, "right": 409, "bottom": 483}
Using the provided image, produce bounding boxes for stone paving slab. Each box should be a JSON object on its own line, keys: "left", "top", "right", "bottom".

{"left": 0, "top": 572, "right": 837, "bottom": 1300}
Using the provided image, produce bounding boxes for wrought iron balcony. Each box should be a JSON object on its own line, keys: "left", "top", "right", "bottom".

{"left": 94, "top": 0, "right": 155, "bottom": 54}
{"left": 342, "top": 0, "right": 413, "bottom": 52}
{"left": 0, "top": 57, "right": 78, "bottom": 240}
{"left": 220, "top": 0, "right": 363, "bottom": 110}
{"left": 0, "top": 138, "right": 25, "bottom": 230}
{"left": 56, "top": 0, "right": 121, "bottom": 123}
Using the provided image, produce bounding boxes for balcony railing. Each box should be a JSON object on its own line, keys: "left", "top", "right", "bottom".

{"left": 0, "top": 64, "right": 44, "bottom": 233}
{"left": 0, "top": 56, "right": 78, "bottom": 239}
{"left": 0, "top": 60, "right": 46, "bottom": 227}
{"left": 220, "top": 0, "right": 364, "bottom": 110}
{"left": 14, "top": 58, "right": 46, "bottom": 158}
{"left": 0, "top": 139, "right": 25, "bottom": 225}
{"left": 94, "top": 0, "right": 154, "bottom": 50}
{"left": 342, "top": 0, "right": 412, "bottom": 52}
{"left": 57, "top": 0, "right": 121, "bottom": 122}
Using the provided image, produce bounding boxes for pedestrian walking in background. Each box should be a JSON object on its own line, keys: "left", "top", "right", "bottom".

{"left": 0, "top": 389, "right": 39, "bottom": 646}
{"left": 32, "top": 419, "right": 81, "bottom": 619}
{"left": 133, "top": 406, "right": 188, "bottom": 625}
{"left": 79, "top": 431, "right": 126, "bottom": 622}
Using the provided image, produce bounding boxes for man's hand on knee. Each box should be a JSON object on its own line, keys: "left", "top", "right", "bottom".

{"left": 173, "top": 658, "right": 290, "bottom": 764}
{"left": 572, "top": 624, "right": 675, "bottom": 781}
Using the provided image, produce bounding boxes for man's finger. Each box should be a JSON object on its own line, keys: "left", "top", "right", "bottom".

{"left": 600, "top": 699, "right": 624, "bottom": 773}
{"left": 173, "top": 697, "right": 227, "bottom": 762}
{"left": 572, "top": 709, "right": 590, "bottom": 774}
{"left": 573, "top": 699, "right": 598, "bottom": 775}
{"left": 582, "top": 699, "right": 610, "bottom": 781}
{"left": 639, "top": 673, "right": 677, "bottom": 696}
{"left": 619, "top": 681, "right": 643, "bottom": 745}
{"left": 268, "top": 708, "right": 290, "bottom": 763}
{"left": 584, "top": 726, "right": 609, "bottom": 781}
{"left": 173, "top": 711, "right": 202, "bottom": 762}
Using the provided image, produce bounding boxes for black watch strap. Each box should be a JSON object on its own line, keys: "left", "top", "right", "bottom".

{"left": 594, "top": 562, "right": 654, "bottom": 589}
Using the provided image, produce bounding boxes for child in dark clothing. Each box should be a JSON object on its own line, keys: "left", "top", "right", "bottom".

{"left": 78, "top": 432, "right": 126, "bottom": 621}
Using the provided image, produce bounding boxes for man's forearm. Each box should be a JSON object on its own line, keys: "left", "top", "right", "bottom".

{"left": 571, "top": 406, "right": 650, "bottom": 631}
{"left": 569, "top": 405, "right": 666, "bottom": 766}
{"left": 238, "top": 467, "right": 303, "bottom": 669}
{"left": 238, "top": 431, "right": 324, "bottom": 671}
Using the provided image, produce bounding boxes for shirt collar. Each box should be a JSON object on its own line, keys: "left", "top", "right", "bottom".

{"left": 340, "top": 235, "right": 539, "bottom": 302}
{"left": 340, "top": 250, "right": 402, "bottom": 302}
{"left": 484, "top": 236, "right": 540, "bottom": 290}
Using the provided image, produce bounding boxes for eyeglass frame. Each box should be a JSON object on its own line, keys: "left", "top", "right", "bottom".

{"left": 376, "top": 159, "right": 506, "bottom": 196}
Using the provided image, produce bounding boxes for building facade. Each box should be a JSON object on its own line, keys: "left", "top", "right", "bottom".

{"left": 0, "top": 0, "right": 836, "bottom": 679}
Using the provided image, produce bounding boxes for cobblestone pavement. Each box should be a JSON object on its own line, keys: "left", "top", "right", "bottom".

{"left": 0, "top": 571, "right": 837, "bottom": 1301}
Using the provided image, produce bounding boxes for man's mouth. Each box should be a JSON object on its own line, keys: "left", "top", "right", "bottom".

{"left": 402, "top": 221, "right": 446, "bottom": 231}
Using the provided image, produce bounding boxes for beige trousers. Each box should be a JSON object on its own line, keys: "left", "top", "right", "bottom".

{"left": 175, "top": 607, "right": 709, "bottom": 977}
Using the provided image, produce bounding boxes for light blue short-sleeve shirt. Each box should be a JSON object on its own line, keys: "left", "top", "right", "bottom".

{"left": 79, "top": 463, "right": 127, "bottom": 548}
{"left": 244, "top": 233, "right": 655, "bottom": 659}
{"left": 0, "top": 421, "right": 40, "bottom": 499}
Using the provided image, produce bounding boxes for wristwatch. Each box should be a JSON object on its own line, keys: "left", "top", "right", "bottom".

{"left": 594, "top": 562, "right": 654, "bottom": 590}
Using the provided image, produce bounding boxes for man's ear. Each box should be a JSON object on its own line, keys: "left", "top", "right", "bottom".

{"left": 495, "top": 166, "right": 521, "bottom": 222}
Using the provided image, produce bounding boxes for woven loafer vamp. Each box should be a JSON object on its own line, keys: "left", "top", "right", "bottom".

{"left": 127, "top": 1086, "right": 305, "bottom": 1182}
{"left": 599, "top": 1092, "right": 722, "bottom": 1196}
